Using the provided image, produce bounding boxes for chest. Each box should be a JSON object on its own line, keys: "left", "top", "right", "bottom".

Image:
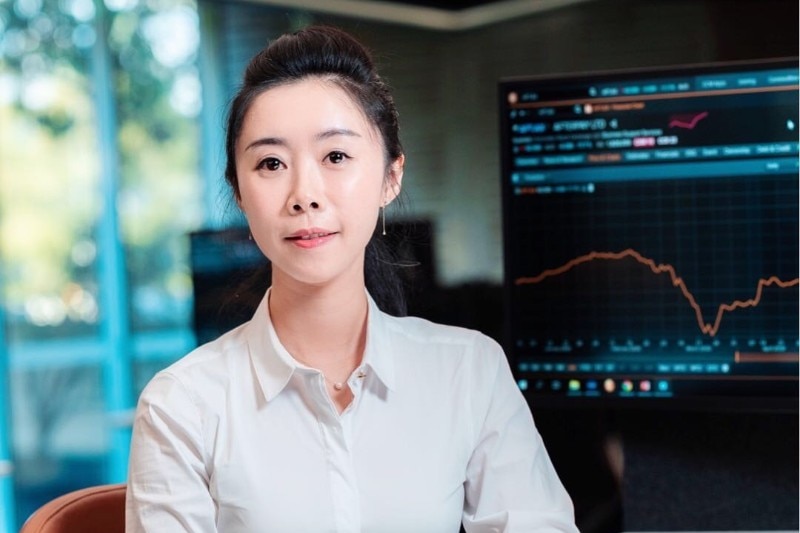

{"left": 207, "top": 386, "right": 471, "bottom": 533}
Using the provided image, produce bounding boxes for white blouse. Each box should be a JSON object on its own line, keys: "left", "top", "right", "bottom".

{"left": 126, "top": 291, "right": 578, "bottom": 533}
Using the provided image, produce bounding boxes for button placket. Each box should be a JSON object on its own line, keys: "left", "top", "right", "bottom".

{"left": 318, "top": 407, "right": 361, "bottom": 532}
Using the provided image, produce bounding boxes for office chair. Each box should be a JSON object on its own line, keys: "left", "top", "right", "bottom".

{"left": 19, "top": 483, "right": 126, "bottom": 533}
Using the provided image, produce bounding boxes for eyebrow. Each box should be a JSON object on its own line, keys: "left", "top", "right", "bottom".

{"left": 244, "top": 128, "right": 362, "bottom": 152}
{"left": 316, "top": 128, "right": 361, "bottom": 141}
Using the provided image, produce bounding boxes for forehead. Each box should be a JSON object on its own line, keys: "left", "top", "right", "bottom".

{"left": 240, "top": 77, "right": 377, "bottom": 142}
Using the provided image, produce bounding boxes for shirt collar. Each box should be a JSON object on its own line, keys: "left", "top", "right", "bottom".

{"left": 244, "top": 288, "right": 396, "bottom": 403}
{"left": 244, "top": 289, "right": 295, "bottom": 403}
{"left": 362, "top": 291, "right": 396, "bottom": 392}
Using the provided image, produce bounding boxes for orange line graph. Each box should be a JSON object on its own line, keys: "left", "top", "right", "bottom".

{"left": 515, "top": 248, "right": 800, "bottom": 337}
{"left": 735, "top": 352, "right": 800, "bottom": 363}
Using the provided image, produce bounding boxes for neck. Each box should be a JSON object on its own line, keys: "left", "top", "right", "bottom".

{"left": 268, "top": 274, "right": 369, "bottom": 373}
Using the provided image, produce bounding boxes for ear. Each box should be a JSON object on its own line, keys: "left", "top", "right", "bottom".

{"left": 236, "top": 196, "right": 248, "bottom": 220}
{"left": 383, "top": 154, "right": 404, "bottom": 206}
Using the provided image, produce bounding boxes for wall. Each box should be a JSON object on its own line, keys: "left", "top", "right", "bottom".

{"left": 208, "top": 0, "right": 796, "bottom": 287}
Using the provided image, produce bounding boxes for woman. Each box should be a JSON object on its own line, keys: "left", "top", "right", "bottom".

{"left": 126, "top": 25, "right": 578, "bottom": 533}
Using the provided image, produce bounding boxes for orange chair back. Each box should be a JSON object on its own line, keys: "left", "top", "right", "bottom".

{"left": 19, "top": 483, "right": 126, "bottom": 533}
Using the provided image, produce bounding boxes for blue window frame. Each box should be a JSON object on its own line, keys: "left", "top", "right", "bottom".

{"left": 0, "top": 0, "right": 203, "bottom": 528}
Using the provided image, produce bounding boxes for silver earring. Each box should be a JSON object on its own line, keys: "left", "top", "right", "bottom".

{"left": 381, "top": 205, "right": 386, "bottom": 236}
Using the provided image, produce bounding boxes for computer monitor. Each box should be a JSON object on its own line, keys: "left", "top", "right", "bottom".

{"left": 189, "top": 227, "right": 269, "bottom": 345}
{"left": 499, "top": 58, "right": 799, "bottom": 410}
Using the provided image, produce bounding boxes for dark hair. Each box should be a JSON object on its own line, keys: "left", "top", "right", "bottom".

{"left": 224, "top": 25, "right": 407, "bottom": 316}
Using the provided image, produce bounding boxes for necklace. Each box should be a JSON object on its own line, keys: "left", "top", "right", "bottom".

{"left": 291, "top": 351, "right": 367, "bottom": 392}
{"left": 323, "top": 369, "right": 367, "bottom": 391}
{"left": 320, "top": 373, "right": 346, "bottom": 391}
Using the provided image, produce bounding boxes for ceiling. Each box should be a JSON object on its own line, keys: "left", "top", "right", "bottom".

{"left": 386, "top": 0, "right": 516, "bottom": 9}
{"left": 250, "top": 0, "right": 597, "bottom": 30}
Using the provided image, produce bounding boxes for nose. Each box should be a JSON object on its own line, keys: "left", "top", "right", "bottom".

{"left": 291, "top": 199, "right": 320, "bottom": 212}
{"left": 287, "top": 162, "right": 323, "bottom": 214}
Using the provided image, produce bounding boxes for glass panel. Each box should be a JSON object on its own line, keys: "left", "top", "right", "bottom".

{"left": 0, "top": 0, "right": 102, "bottom": 343}
{"left": 107, "top": 0, "right": 202, "bottom": 334}
{"left": 0, "top": 0, "right": 203, "bottom": 527}
{"left": 10, "top": 364, "right": 106, "bottom": 524}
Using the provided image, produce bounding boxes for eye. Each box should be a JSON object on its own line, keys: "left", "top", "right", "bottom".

{"left": 257, "top": 157, "right": 284, "bottom": 171}
{"left": 326, "top": 151, "right": 350, "bottom": 165}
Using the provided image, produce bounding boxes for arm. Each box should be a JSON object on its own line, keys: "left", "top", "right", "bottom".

{"left": 462, "top": 336, "right": 579, "bottom": 533}
{"left": 126, "top": 372, "right": 217, "bottom": 532}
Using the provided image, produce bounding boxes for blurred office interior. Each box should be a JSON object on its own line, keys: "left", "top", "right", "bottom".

{"left": 0, "top": 0, "right": 797, "bottom": 531}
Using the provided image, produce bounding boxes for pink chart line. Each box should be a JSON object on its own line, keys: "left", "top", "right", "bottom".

{"left": 669, "top": 111, "right": 709, "bottom": 129}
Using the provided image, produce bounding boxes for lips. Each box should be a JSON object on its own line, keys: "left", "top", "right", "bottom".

{"left": 286, "top": 228, "right": 336, "bottom": 240}
{"left": 285, "top": 228, "right": 337, "bottom": 248}
{"left": 290, "top": 232, "right": 332, "bottom": 240}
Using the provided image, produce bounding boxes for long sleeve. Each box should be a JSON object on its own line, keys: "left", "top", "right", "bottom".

{"left": 462, "top": 336, "right": 579, "bottom": 533}
{"left": 126, "top": 372, "right": 218, "bottom": 532}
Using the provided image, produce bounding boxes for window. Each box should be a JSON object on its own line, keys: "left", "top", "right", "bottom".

{"left": 0, "top": 0, "right": 201, "bottom": 527}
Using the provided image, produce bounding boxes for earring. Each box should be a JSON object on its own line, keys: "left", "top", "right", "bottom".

{"left": 381, "top": 205, "right": 386, "bottom": 236}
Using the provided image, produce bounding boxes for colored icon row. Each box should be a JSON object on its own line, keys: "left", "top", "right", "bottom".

{"left": 518, "top": 360, "right": 731, "bottom": 374}
{"left": 518, "top": 377, "right": 671, "bottom": 396}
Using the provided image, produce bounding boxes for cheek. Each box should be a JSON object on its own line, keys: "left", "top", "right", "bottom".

{"left": 339, "top": 183, "right": 383, "bottom": 229}
{"left": 238, "top": 176, "right": 278, "bottom": 215}
{"left": 345, "top": 161, "right": 388, "bottom": 201}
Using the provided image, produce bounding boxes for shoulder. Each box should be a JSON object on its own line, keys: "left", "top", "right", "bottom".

{"left": 378, "top": 313, "right": 507, "bottom": 382}
{"left": 375, "top": 313, "right": 522, "bottom": 441}
{"left": 384, "top": 313, "right": 502, "bottom": 355}
{"left": 138, "top": 322, "right": 250, "bottom": 407}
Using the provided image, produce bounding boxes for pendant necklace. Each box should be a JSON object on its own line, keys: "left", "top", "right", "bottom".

{"left": 324, "top": 369, "right": 367, "bottom": 391}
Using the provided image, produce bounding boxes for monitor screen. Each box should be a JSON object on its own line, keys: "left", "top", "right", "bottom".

{"left": 190, "top": 227, "right": 269, "bottom": 345}
{"left": 499, "top": 58, "right": 799, "bottom": 410}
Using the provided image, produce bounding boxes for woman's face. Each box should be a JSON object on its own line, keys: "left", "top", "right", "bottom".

{"left": 235, "top": 77, "right": 403, "bottom": 289}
